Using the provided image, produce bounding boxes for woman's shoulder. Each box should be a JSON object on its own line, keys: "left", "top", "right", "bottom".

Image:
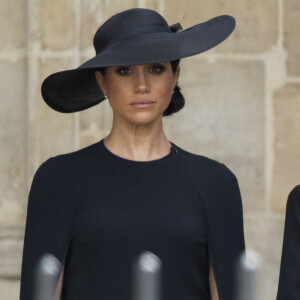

{"left": 286, "top": 185, "right": 300, "bottom": 209}
{"left": 34, "top": 140, "right": 104, "bottom": 177}
{"left": 175, "top": 143, "right": 238, "bottom": 182}
{"left": 175, "top": 144, "right": 242, "bottom": 212}
{"left": 289, "top": 185, "right": 300, "bottom": 198}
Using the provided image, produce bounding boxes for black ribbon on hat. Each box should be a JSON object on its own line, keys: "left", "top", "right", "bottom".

{"left": 170, "top": 23, "right": 183, "bottom": 33}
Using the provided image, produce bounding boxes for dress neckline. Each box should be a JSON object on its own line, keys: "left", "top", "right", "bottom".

{"left": 99, "top": 139, "right": 178, "bottom": 165}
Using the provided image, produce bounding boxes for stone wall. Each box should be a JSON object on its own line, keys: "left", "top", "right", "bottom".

{"left": 0, "top": 0, "right": 299, "bottom": 299}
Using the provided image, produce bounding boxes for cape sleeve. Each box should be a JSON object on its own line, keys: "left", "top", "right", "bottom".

{"left": 20, "top": 158, "right": 75, "bottom": 300}
{"left": 276, "top": 185, "right": 300, "bottom": 300}
{"left": 202, "top": 164, "right": 245, "bottom": 300}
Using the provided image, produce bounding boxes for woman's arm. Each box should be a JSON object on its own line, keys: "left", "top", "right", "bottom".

{"left": 181, "top": 157, "right": 245, "bottom": 299}
{"left": 209, "top": 263, "right": 219, "bottom": 300}
{"left": 276, "top": 186, "right": 300, "bottom": 300}
{"left": 20, "top": 158, "right": 74, "bottom": 299}
{"left": 203, "top": 164, "right": 245, "bottom": 300}
{"left": 55, "top": 267, "right": 64, "bottom": 300}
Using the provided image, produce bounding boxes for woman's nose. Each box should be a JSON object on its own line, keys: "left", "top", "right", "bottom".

{"left": 134, "top": 70, "right": 150, "bottom": 93}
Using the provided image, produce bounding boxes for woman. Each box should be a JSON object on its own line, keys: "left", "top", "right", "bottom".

{"left": 20, "top": 8, "right": 245, "bottom": 300}
{"left": 277, "top": 185, "right": 300, "bottom": 300}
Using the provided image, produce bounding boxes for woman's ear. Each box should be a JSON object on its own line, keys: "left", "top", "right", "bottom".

{"left": 173, "top": 66, "right": 180, "bottom": 88}
{"left": 95, "top": 70, "right": 107, "bottom": 94}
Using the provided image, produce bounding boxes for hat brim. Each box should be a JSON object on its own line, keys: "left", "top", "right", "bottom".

{"left": 42, "top": 15, "right": 235, "bottom": 113}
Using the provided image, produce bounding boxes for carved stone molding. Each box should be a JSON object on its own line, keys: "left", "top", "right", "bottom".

{"left": 0, "top": 226, "right": 24, "bottom": 279}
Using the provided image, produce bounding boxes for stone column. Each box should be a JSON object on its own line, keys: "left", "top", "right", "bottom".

{"left": 0, "top": 0, "right": 28, "bottom": 297}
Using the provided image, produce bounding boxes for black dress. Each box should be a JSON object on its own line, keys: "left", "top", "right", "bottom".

{"left": 277, "top": 185, "right": 300, "bottom": 300}
{"left": 20, "top": 139, "right": 245, "bottom": 300}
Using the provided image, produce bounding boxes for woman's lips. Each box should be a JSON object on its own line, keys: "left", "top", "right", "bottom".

{"left": 130, "top": 100, "right": 156, "bottom": 108}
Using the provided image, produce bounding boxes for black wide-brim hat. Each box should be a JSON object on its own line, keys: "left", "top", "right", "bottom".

{"left": 42, "top": 8, "right": 235, "bottom": 113}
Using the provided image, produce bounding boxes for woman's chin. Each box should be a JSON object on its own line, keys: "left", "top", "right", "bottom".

{"left": 124, "top": 111, "right": 164, "bottom": 126}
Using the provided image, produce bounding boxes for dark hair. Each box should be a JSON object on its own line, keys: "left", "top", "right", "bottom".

{"left": 97, "top": 59, "right": 185, "bottom": 116}
{"left": 163, "top": 59, "right": 185, "bottom": 117}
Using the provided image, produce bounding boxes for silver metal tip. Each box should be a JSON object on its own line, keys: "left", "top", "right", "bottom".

{"left": 138, "top": 251, "right": 161, "bottom": 273}
{"left": 40, "top": 253, "right": 62, "bottom": 276}
{"left": 239, "top": 249, "right": 262, "bottom": 272}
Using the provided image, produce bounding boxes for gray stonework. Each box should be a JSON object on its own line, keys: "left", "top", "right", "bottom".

{"left": 0, "top": 0, "right": 300, "bottom": 299}
{"left": 0, "top": 0, "right": 27, "bottom": 50}
{"left": 0, "top": 59, "right": 27, "bottom": 225}
{"left": 0, "top": 279, "right": 20, "bottom": 300}
{"left": 165, "top": 58, "right": 265, "bottom": 214}
{"left": 35, "top": 0, "right": 77, "bottom": 51}
{"left": 163, "top": 0, "right": 278, "bottom": 53}
{"left": 80, "top": 0, "right": 138, "bottom": 50}
{"left": 80, "top": 0, "right": 105, "bottom": 50}
{"left": 284, "top": 0, "right": 300, "bottom": 76}
{"left": 272, "top": 83, "right": 300, "bottom": 213}
{"left": 0, "top": 226, "right": 24, "bottom": 279}
{"left": 244, "top": 215, "right": 285, "bottom": 300}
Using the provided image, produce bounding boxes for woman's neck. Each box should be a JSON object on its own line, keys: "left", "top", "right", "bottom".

{"left": 103, "top": 117, "right": 172, "bottom": 161}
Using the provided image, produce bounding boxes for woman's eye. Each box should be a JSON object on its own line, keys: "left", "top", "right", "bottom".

{"left": 116, "top": 67, "right": 131, "bottom": 75}
{"left": 150, "top": 64, "right": 165, "bottom": 74}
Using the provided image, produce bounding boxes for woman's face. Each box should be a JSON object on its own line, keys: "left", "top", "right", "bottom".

{"left": 95, "top": 62, "right": 180, "bottom": 125}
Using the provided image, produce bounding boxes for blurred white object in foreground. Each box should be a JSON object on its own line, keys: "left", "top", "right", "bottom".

{"left": 34, "top": 253, "right": 62, "bottom": 300}
{"left": 132, "top": 251, "right": 162, "bottom": 300}
{"left": 235, "top": 249, "right": 262, "bottom": 300}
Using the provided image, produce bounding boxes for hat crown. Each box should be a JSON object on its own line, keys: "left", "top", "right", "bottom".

{"left": 93, "top": 8, "right": 171, "bottom": 54}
